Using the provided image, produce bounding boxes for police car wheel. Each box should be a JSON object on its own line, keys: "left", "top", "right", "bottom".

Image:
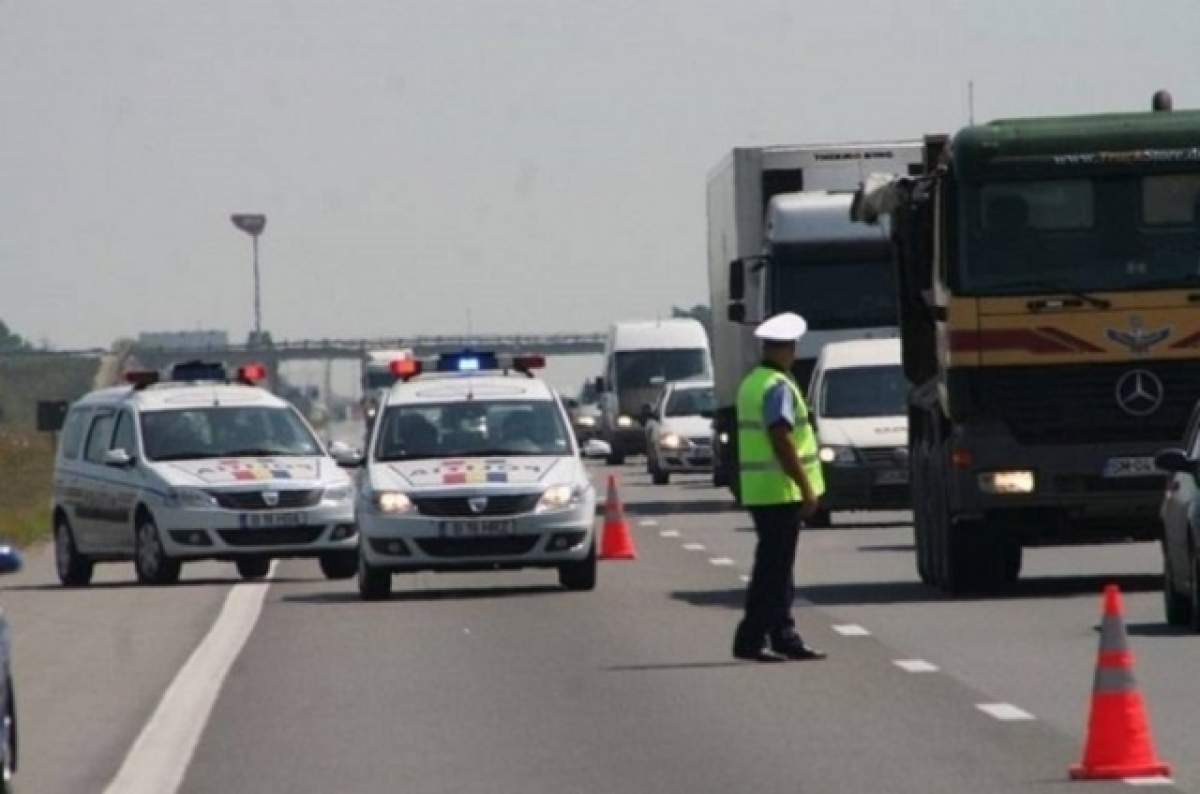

{"left": 0, "top": 675, "right": 15, "bottom": 793}
{"left": 134, "top": 516, "right": 181, "bottom": 585}
{"left": 235, "top": 557, "right": 270, "bottom": 580}
{"left": 558, "top": 541, "right": 597, "bottom": 591}
{"left": 1163, "top": 543, "right": 1192, "bottom": 626}
{"left": 319, "top": 550, "right": 357, "bottom": 580}
{"left": 54, "top": 518, "right": 93, "bottom": 587}
{"left": 357, "top": 556, "right": 391, "bottom": 600}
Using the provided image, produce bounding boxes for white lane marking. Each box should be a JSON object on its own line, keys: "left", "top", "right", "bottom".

{"left": 976, "top": 703, "right": 1035, "bottom": 722}
{"left": 1125, "top": 777, "right": 1175, "bottom": 787}
{"left": 682, "top": 543, "right": 706, "bottom": 551}
{"left": 893, "top": 659, "right": 939, "bottom": 673}
{"left": 103, "top": 564, "right": 276, "bottom": 794}
{"left": 709, "top": 557, "right": 735, "bottom": 566}
{"left": 638, "top": 519, "right": 659, "bottom": 527}
{"left": 832, "top": 624, "right": 871, "bottom": 637}
{"left": 659, "top": 530, "right": 680, "bottom": 538}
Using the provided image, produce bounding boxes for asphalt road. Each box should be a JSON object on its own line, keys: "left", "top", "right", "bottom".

{"left": 4, "top": 461, "right": 1197, "bottom": 793}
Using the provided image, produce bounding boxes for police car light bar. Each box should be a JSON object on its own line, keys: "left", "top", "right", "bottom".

{"left": 125, "top": 370, "right": 160, "bottom": 390}
{"left": 237, "top": 363, "right": 268, "bottom": 385}
{"left": 390, "top": 358, "right": 422, "bottom": 380}
{"left": 436, "top": 352, "right": 499, "bottom": 373}
{"left": 512, "top": 355, "right": 546, "bottom": 372}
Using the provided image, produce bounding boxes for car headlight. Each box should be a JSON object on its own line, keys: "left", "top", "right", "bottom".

{"left": 617, "top": 415, "right": 635, "bottom": 428}
{"left": 718, "top": 432, "right": 730, "bottom": 445}
{"left": 165, "top": 487, "right": 217, "bottom": 509}
{"left": 818, "top": 446, "right": 858, "bottom": 466}
{"left": 374, "top": 491, "right": 414, "bottom": 514}
{"left": 659, "top": 432, "right": 683, "bottom": 449}
{"left": 978, "top": 470, "right": 1035, "bottom": 495}
{"left": 577, "top": 415, "right": 596, "bottom": 428}
{"left": 322, "top": 484, "right": 354, "bottom": 504}
{"left": 536, "top": 484, "right": 585, "bottom": 512}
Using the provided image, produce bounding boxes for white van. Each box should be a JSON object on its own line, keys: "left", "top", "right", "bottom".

{"left": 807, "top": 339, "right": 909, "bottom": 525}
{"left": 595, "top": 319, "right": 712, "bottom": 464}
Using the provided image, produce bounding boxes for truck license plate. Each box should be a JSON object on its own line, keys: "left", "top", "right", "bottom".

{"left": 239, "top": 511, "right": 306, "bottom": 529}
{"left": 1102, "top": 456, "right": 1158, "bottom": 478}
{"left": 438, "top": 519, "right": 516, "bottom": 538}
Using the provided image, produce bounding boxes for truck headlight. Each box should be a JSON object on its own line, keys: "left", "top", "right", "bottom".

{"left": 577, "top": 415, "right": 596, "bottom": 428}
{"left": 322, "top": 484, "right": 354, "bottom": 504}
{"left": 818, "top": 446, "right": 858, "bottom": 466}
{"left": 374, "top": 491, "right": 414, "bottom": 514}
{"left": 536, "top": 484, "right": 584, "bottom": 512}
{"left": 659, "top": 432, "right": 683, "bottom": 449}
{"left": 165, "top": 487, "right": 216, "bottom": 509}
{"left": 718, "top": 432, "right": 730, "bottom": 445}
{"left": 617, "top": 415, "right": 633, "bottom": 428}
{"left": 978, "top": 470, "right": 1035, "bottom": 495}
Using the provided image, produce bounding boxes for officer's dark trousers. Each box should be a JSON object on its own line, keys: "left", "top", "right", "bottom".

{"left": 735, "top": 503, "right": 802, "bottom": 647}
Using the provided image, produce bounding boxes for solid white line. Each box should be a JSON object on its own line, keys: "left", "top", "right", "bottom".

{"left": 832, "top": 624, "right": 871, "bottom": 637}
{"left": 638, "top": 519, "right": 658, "bottom": 527}
{"left": 1125, "top": 777, "right": 1175, "bottom": 787}
{"left": 103, "top": 565, "right": 276, "bottom": 794}
{"left": 709, "top": 557, "right": 735, "bottom": 566}
{"left": 682, "top": 543, "right": 706, "bottom": 551}
{"left": 893, "top": 659, "right": 939, "bottom": 673}
{"left": 976, "top": 703, "right": 1035, "bottom": 722}
{"left": 659, "top": 530, "right": 680, "bottom": 538}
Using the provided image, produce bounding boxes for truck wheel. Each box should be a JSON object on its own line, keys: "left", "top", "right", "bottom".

{"left": 1163, "top": 544, "right": 1192, "bottom": 627}
{"left": 1001, "top": 541, "right": 1023, "bottom": 585}
{"left": 945, "top": 521, "right": 1008, "bottom": 595}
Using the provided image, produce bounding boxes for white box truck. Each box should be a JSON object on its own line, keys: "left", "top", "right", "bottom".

{"left": 706, "top": 142, "right": 922, "bottom": 489}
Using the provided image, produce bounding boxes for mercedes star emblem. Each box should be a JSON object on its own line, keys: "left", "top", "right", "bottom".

{"left": 468, "top": 496, "right": 488, "bottom": 514}
{"left": 1114, "top": 369, "right": 1165, "bottom": 417}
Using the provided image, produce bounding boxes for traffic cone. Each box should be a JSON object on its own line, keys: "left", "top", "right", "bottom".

{"left": 599, "top": 474, "right": 637, "bottom": 560}
{"left": 1069, "top": 584, "right": 1171, "bottom": 780}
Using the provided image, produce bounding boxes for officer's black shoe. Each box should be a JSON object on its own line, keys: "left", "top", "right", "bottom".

{"left": 732, "top": 645, "right": 787, "bottom": 663}
{"left": 770, "top": 635, "right": 827, "bottom": 661}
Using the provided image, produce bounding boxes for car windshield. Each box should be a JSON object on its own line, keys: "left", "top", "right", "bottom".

{"left": 820, "top": 365, "right": 907, "bottom": 418}
{"left": 960, "top": 173, "right": 1200, "bottom": 293}
{"left": 375, "top": 400, "right": 571, "bottom": 461}
{"left": 140, "top": 407, "right": 321, "bottom": 461}
{"left": 615, "top": 349, "right": 709, "bottom": 389}
{"left": 770, "top": 243, "right": 899, "bottom": 330}
{"left": 666, "top": 387, "right": 715, "bottom": 417}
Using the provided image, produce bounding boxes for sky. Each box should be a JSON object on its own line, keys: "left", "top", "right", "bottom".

{"left": 3, "top": 0, "right": 1199, "bottom": 392}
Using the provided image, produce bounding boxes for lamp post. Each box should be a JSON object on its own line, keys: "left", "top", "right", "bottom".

{"left": 231, "top": 213, "right": 267, "bottom": 342}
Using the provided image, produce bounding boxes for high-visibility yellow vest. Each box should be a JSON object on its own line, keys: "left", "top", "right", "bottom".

{"left": 736, "top": 365, "right": 825, "bottom": 506}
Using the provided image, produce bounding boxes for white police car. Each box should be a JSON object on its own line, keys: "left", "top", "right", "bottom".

{"left": 356, "top": 352, "right": 598, "bottom": 599}
{"left": 50, "top": 362, "right": 359, "bottom": 585}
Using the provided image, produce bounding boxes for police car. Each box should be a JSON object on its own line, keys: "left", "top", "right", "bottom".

{"left": 356, "top": 351, "right": 598, "bottom": 599}
{"left": 50, "top": 361, "right": 359, "bottom": 585}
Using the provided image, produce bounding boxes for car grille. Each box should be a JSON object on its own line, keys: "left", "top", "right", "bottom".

{"left": 415, "top": 536, "right": 540, "bottom": 557}
{"left": 972, "top": 362, "right": 1200, "bottom": 445}
{"left": 412, "top": 494, "right": 541, "bottom": 517}
{"left": 209, "top": 489, "right": 323, "bottom": 510}
{"left": 217, "top": 527, "right": 325, "bottom": 546}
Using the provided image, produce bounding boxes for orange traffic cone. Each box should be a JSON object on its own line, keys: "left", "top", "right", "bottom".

{"left": 599, "top": 474, "right": 637, "bottom": 560}
{"left": 1069, "top": 584, "right": 1171, "bottom": 780}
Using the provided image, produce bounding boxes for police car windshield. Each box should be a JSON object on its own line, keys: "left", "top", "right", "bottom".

{"left": 375, "top": 400, "right": 570, "bottom": 461}
{"left": 141, "top": 407, "right": 322, "bottom": 461}
{"left": 820, "top": 365, "right": 907, "bottom": 419}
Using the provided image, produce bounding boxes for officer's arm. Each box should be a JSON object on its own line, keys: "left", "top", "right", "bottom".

{"left": 768, "top": 423, "right": 817, "bottom": 503}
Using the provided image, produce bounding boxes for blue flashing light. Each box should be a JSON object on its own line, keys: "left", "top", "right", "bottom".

{"left": 436, "top": 351, "right": 499, "bottom": 373}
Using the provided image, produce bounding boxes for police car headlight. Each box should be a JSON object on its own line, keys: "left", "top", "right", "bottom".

{"left": 165, "top": 487, "right": 217, "bottom": 509}
{"left": 374, "top": 491, "right": 414, "bottom": 514}
{"left": 617, "top": 415, "right": 634, "bottom": 428}
{"left": 659, "top": 432, "right": 683, "bottom": 449}
{"left": 322, "top": 484, "right": 354, "bottom": 504}
{"left": 818, "top": 446, "right": 858, "bottom": 466}
{"left": 577, "top": 416, "right": 596, "bottom": 428}
{"left": 536, "top": 484, "right": 583, "bottom": 512}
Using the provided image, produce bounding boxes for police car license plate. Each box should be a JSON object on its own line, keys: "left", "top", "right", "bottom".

{"left": 438, "top": 519, "right": 516, "bottom": 538}
{"left": 239, "top": 511, "right": 306, "bottom": 529}
{"left": 1102, "top": 456, "right": 1158, "bottom": 478}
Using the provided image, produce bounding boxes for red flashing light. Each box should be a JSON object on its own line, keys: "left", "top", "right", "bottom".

{"left": 514, "top": 355, "right": 545, "bottom": 371}
{"left": 125, "top": 370, "right": 160, "bottom": 389}
{"left": 390, "top": 358, "right": 421, "bottom": 380}
{"left": 951, "top": 449, "right": 974, "bottom": 469}
{"left": 237, "top": 363, "right": 268, "bottom": 384}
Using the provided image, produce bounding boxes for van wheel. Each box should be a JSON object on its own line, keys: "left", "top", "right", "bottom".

{"left": 235, "top": 557, "right": 270, "bottom": 580}
{"left": 135, "top": 516, "right": 181, "bottom": 585}
{"left": 54, "top": 518, "right": 93, "bottom": 587}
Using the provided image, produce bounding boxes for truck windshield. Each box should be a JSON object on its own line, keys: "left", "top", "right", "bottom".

{"left": 960, "top": 173, "right": 1200, "bottom": 294}
{"left": 615, "top": 349, "right": 709, "bottom": 389}
{"left": 769, "top": 243, "right": 898, "bottom": 330}
{"left": 141, "top": 407, "right": 321, "bottom": 461}
{"left": 820, "top": 365, "right": 907, "bottom": 419}
{"left": 666, "top": 387, "right": 715, "bottom": 417}
{"left": 375, "top": 400, "right": 571, "bottom": 460}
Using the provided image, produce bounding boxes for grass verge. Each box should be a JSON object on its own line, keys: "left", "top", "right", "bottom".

{"left": 0, "top": 429, "right": 54, "bottom": 547}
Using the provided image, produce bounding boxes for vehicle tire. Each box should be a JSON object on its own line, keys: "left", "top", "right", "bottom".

{"left": 319, "top": 550, "right": 358, "bottom": 580}
{"left": 0, "top": 676, "right": 15, "bottom": 794}
{"left": 235, "top": 556, "right": 270, "bottom": 580}
{"left": 910, "top": 424, "right": 934, "bottom": 586}
{"left": 650, "top": 458, "right": 670, "bottom": 486}
{"left": 1190, "top": 553, "right": 1200, "bottom": 634}
{"left": 54, "top": 517, "right": 93, "bottom": 587}
{"left": 134, "top": 515, "right": 181, "bottom": 585}
{"left": 357, "top": 555, "right": 392, "bottom": 601}
{"left": 558, "top": 540, "right": 597, "bottom": 591}
{"left": 1163, "top": 544, "right": 1192, "bottom": 627}
{"left": 945, "top": 520, "right": 1007, "bottom": 595}
{"left": 606, "top": 448, "right": 625, "bottom": 466}
{"left": 1001, "top": 541, "right": 1023, "bottom": 585}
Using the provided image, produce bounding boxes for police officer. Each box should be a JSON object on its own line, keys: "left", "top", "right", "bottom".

{"left": 732, "top": 312, "right": 827, "bottom": 662}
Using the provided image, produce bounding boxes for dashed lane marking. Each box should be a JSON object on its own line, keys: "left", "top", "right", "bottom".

{"left": 975, "top": 703, "right": 1036, "bottom": 722}
{"left": 682, "top": 543, "right": 706, "bottom": 551}
{"left": 709, "top": 557, "right": 735, "bottom": 566}
{"left": 659, "top": 530, "right": 680, "bottom": 538}
{"left": 1124, "top": 777, "right": 1175, "bottom": 787}
{"left": 893, "top": 659, "right": 939, "bottom": 673}
{"left": 832, "top": 624, "right": 871, "bottom": 637}
{"left": 638, "top": 519, "right": 659, "bottom": 527}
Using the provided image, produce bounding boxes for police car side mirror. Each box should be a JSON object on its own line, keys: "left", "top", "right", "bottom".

{"left": 103, "top": 448, "right": 135, "bottom": 468}
{"left": 0, "top": 547, "right": 22, "bottom": 576}
{"left": 329, "top": 441, "right": 365, "bottom": 468}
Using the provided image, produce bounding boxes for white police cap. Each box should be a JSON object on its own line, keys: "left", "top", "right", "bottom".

{"left": 754, "top": 312, "right": 807, "bottom": 342}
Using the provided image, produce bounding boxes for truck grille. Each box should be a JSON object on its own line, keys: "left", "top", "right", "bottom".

{"left": 209, "top": 489, "right": 323, "bottom": 510}
{"left": 973, "top": 362, "right": 1200, "bottom": 445}
{"left": 412, "top": 494, "right": 541, "bottom": 517}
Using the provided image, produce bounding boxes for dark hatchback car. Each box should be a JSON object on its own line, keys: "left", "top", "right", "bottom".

{"left": 1156, "top": 404, "right": 1200, "bottom": 630}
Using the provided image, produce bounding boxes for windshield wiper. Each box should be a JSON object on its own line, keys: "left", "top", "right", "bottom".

{"left": 997, "top": 279, "right": 1111, "bottom": 310}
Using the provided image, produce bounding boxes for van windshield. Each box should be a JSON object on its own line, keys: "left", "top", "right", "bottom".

{"left": 820, "top": 365, "right": 907, "bottom": 419}
{"left": 141, "top": 407, "right": 321, "bottom": 461}
{"left": 615, "top": 349, "right": 709, "bottom": 389}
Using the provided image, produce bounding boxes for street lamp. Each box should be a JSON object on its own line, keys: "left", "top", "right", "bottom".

{"left": 230, "top": 213, "right": 267, "bottom": 341}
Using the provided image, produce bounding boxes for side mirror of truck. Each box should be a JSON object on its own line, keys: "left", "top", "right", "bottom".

{"left": 1154, "top": 448, "right": 1196, "bottom": 476}
{"left": 728, "top": 259, "right": 745, "bottom": 301}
